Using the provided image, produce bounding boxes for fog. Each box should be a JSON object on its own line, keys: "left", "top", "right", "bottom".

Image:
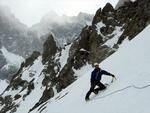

{"left": 0, "top": 0, "right": 118, "bottom": 27}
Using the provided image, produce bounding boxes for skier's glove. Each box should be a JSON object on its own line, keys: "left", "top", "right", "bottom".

{"left": 111, "top": 74, "right": 115, "bottom": 78}
{"left": 111, "top": 74, "right": 116, "bottom": 83}
{"left": 111, "top": 74, "right": 117, "bottom": 79}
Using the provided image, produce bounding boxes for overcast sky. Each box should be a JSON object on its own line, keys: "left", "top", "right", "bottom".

{"left": 0, "top": 0, "right": 118, "bottom": 27}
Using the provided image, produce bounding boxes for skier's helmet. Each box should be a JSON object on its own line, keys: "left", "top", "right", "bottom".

{"left": 94, "top": 63, "right": 99, "bottom": 67}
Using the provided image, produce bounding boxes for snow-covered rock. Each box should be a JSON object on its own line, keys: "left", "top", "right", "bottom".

{"left": 1, "top": 47, "right": 24, "bottom": 68}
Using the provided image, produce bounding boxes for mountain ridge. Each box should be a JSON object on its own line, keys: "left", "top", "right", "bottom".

{"left": 0, "top": 5, "right": 93, "bottom": 80}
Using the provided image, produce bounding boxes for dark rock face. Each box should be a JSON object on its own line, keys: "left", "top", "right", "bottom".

{"left": 0, "top": 95, "right": 14, "bottom": 113}
{"left": 14, "top": 94, "right": 21, "bottom": 100}
{"left": 23, "top": 51, "right": 41, "bottom": 67}
{"left": 92, "top": 8, "right": 102, "bottom": 25}
{"left": 93, "top": 0, "right": 150, "bottom": 46}
{"left": 42, "top": 35, "right": 58, "bottom": 63}
{"left": 102, "top": 3, "right": 115, "bottom": 14}
{"left": 78, "top": 26, "right": 91, "bottom": 50}
{"left": 29, "top": 87, "right": 54, "bottom": 112}
{"left": 92, "top": 3, "right": 115, "bottom": 25}
{"left": 0, "top": 52, "right": 6, "bottom": 69}
{"left": 69, "top": 26, "right": 114, "bottom": 67}
{"left": 116, "top": 0, "right": 150, "bottom": 43}
{"left": 56, "top": 62, "right": 76, "bottom": 92}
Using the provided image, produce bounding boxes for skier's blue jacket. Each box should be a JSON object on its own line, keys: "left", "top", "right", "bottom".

{"left": 91, "top": 68, "right": 112, "bottom": 82}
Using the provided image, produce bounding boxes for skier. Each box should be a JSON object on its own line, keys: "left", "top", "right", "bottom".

{"left": 85, "top": 63, "right": 115, "bottom": 101}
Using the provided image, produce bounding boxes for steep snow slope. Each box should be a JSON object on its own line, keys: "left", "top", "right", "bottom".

{"left": 2, "top": 56, "right": 45, "bottom": 113}
{"left": 0, "top": 47, "right": 25, "bottom": 80}
{"left": 0, "top": 80, "right": 8, "bottom": 94}
{"left": 32, "top": 25, "right": 150, "bottom": 113}
{"left": 1, "top": 47, "right": 24, "bottom": 68}
{"left": 0, "top": 44, "right": 73, "bottom": 113}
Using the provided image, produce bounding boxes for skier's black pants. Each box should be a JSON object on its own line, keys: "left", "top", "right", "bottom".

{"left": 85, "top": 81, "right": 106, "bottom": 99}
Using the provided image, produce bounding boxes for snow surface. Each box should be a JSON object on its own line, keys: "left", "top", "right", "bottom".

{"left": 55, "top": 44, "right": 71, "bottom": 77}
{"left": 103, "top": 26, "right": 124, "bottom": 48}
{"left": 79, "top": 48, "right": 89, "bottom": 53}
{"left": 59, "top": 44, "right": 71, "bottom": 70}
{"left": 1, "top": 47, "right": 24, "bottom": 68}
{"left": 31, "top": 25, "right": 150, "bottom": 113}
{"left": 96, "top": 22, "right": 124, "bottom": 48}
{"left": 21, "top": 56, "right": 44, "bottom": 82}
{"left": 96, "top": 21, "right": 106, "bottom": 40}
{"left": 0, "top": 80, "right": 8, "bottom": 94}
{"left": 15, "top": 74, "right": 45, "bottom": 113}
